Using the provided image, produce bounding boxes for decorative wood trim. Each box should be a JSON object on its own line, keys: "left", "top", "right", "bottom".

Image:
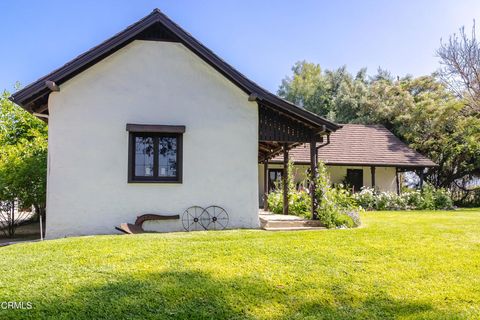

{"left": 259, "top": 104, "right": 324, "bottom": 143}
{"left": 268, "top": 161, "right": 435, "bottom": 169}
{"left": 248, "top": 93, "right": 259, "bottom": 101}
{"left": 126, "top": 124, "right": 186, "bottom": 133}
{"left": 45, "top": 81, "right": 60, "bottom": 92}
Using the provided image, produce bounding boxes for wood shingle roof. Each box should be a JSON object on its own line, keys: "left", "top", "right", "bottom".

{"left": 271, "top": 124, "right": 437, "bottom": 168}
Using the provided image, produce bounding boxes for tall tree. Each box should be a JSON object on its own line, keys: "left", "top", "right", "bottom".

{"left": 279, "top": 62, "right": 480, "bottom": 194}
{"left": 278, "top": 61, "right": 366, "bottom": 121}
{"left": 0, "top": 90, "right": 48, "bottom": 236}
{"left": 394, "top": 77, "right": 480, "bottom": 188}
{"left": 278, "top": 61, "right": 334, "bottom": 118}
{"left": 437, "top": 22, "right": 480, "bottom": 113}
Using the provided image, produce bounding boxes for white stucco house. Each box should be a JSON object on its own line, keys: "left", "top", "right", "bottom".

{"left": 11, "top": 9, "right": 341, "bottom": 238}
{"left": 10, "top": 9, "right": 436, "bottom": 238}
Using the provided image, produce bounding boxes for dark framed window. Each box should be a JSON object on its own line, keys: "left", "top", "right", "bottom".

{"left": 268, "top": 169, "right": 283, "bottom": 192}
{"left": 346, "top": 169, "right": 363, "bottom": 193}
{"left": 127, "top": 124, "right": 185, "bottom": 183}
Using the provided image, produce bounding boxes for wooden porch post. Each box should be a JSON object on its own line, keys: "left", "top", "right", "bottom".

{"left": 395, "top": 167, "right": 401, "bottom": 195}
{"left": 419, "top": 168, "right": 424, "bottom": 190}
{"left": 263, "top": 159, "right": 269, "bottom": 210}
{"left": 283, "top": 143, "right": 289, "bottom": 215}
{"left": 371, "top": 166, "right": 376, "bottom": 190}
{"left": 310, "top": 139, "right": 318, "bottom": 220}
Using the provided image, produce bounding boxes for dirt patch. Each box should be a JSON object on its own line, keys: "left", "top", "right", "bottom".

{"left": 0, "top": 222, "right": 42, "bottom": 244}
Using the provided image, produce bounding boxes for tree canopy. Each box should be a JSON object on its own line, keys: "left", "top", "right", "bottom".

{"left": 437, "top": 22, "right": 480, "bottom": 113}
{"left": 0, "top": 90, "right": 48, "bottom": 212}
{"left": 278, "top": 62, "right": 480, "bottom": 198}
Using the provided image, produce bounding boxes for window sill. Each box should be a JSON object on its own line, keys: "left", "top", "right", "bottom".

{"left": 128, "top": 179, "right": 183, "bottom": 184}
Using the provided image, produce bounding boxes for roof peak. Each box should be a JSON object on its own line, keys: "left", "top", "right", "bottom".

{"left": 10, "top": 8, "right": 340, "bottom": 131}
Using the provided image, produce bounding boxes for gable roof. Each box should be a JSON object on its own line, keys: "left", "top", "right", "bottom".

{"left": 9, "top": 9, "right": 340, "bottom": 132}
{"left": 271, "top": 124, "right": 438, "bottom": 168}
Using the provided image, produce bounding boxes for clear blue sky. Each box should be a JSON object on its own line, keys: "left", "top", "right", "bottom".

{"left": 1, "top": 0, "right": 479, "bottom": 93}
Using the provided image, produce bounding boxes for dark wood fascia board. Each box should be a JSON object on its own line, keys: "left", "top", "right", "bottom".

{"left": 10, "top": 12, "right": 165, "bottom": 107}
{"left": 10, "top": 9, "right": 340, "bottom": 133}
{"left": 126, "top": 124, "right": 186, "bottom": 133}
{"left": 266, "top": 160, "right": 437, "bottom": 168}
{"left": 321, "top": 162, "right": 438, "bottom": 168}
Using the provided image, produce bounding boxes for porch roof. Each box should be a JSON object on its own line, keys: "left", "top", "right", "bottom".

{"left": 270, "top": 124, "right": 438, "bottom": 168}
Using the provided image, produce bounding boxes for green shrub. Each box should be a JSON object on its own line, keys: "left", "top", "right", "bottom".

{"left": 344, "top": 210, "right": 361, "bottom": 227}
{"left": 289, "top": 190, "right": 311, "bottom": 217}
{"left": 403, "top": 190, "right": 423, "bottom": 209}
{"left": 433, "top": 188, "right": 454, "bottom": 209}
{"left": 315, "top": 162, "right": 362, "bottom": 228}
{"left": 266, "top": 191, "right": 283, "bottom": 215}
{"left": 266, "top": 188, "right": 311, "bottom": 217}
{"left": 336, "top": 214, "right": 355, "bottom": 228}
{"left": 266, "top": 161, "right": 311, "bottom": 217}
{"left": 419, "top": 185, "right": 436, "bottom": 210}
{"left": 266, "top": 161, "right": 362, "bottom": 228}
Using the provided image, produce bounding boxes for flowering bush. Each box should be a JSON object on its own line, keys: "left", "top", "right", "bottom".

{"left": 266, "top": 161, "right": 362, "bottom": 228}
{"left": 354, "top": 187, "right": 376, "bottom": 210}
{"left": 315, "top": 162, "right": 362, "bottom": 228}
{"left": 354, "top": 185, "right": 454, "bottom": 211}
{"left": 266, "top": 161, "right": 311, "bottom": 217}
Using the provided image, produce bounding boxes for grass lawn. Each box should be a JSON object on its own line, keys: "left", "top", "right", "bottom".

{"left": 1, "top": 210, "right": 480, "bottom": 319}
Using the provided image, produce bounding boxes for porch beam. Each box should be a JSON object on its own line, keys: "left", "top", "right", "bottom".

{"left": 282, "top": 143, "right": 289, "bottom": 215}
{"left": 258, "top": 142, "right": 302, "bottom": 163}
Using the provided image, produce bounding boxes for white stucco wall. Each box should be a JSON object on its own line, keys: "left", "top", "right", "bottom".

{"left": 258, "top": 164, "right": 398, "bottom": 202}
{"left": 327, "top": 165, "right": 397, "bottom": 192}
{"left": 46, "top": 40, "right": 259, "bottom": 238}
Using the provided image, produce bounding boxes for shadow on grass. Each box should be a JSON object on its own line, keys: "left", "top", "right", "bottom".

{"left": 1, "top": 270, "right": 457, "bottom": 320}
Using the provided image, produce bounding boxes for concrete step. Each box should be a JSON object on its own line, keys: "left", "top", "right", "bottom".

{"left": 259, "top": 217, "right": 325, "bottom": 230}
{"left": 263, "top": 226, "right": 326, "bottom": 231}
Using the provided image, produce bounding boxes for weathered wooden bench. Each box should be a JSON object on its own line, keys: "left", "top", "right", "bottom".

{"left": 115, "top": 214, "right": 180, "bottom": 234}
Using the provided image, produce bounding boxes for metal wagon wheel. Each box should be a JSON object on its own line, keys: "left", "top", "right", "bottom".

{"left": 182, "top": 206, "right": 210, "bottom": 231}
{"left": 202, "top": 206, "right": 229, "bottom": 230}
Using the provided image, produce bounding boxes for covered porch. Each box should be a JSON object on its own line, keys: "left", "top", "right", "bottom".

{"left": 257, "top": 102, "right": 339, "bottom": 219}
{"left": 263, "top": 123, "right": 438, "bottom": 195}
